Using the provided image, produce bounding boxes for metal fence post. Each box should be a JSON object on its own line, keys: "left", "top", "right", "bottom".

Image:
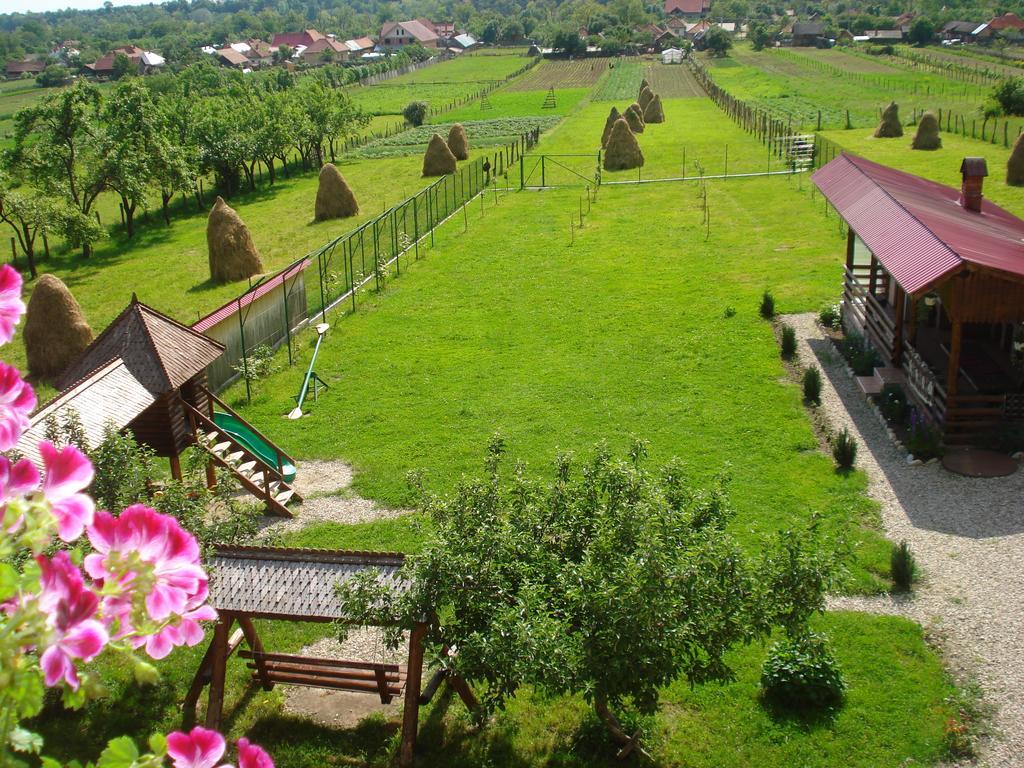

{"left": 413, "top": 195, "right": 420, "bottom": 259}
{"left": 541, "top": 155, "right": 545, "bottom": 188}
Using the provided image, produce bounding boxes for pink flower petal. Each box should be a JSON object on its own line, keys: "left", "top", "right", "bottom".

{"left": 40, "top": 442, "right": 94, "bottom": 502}
{"left": 52, "top": 494, "right": 95, "bottom": 543}
{"left": 167, "top": 727, "right": 226, "bottom": 768}
{"left": 8, "top": 457, "right": 39, "bottom": 495}
{"left": 237, "top": 738, "right": 274, "bottom": 768}
{"left": 0, "top": 265, "right": 24, "bottom": 344}
{"left": 40, "top": 645, "right": 74, "bottom": 688}
{"left": 60, "top": 620, "right": 108, "bottom": 662}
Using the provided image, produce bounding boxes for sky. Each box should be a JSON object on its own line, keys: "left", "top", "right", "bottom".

{"left": 3, "top": 0, "right": 148, "bottom": 14}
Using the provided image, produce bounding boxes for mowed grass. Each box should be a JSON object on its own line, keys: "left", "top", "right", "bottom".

{"left": 537, "top": 98, "right": 787, "bottom": 181}
{"left": 591, "top": 58, "right": 644, "bottom": 101}
{"left": 820, "top": 127, "right": 1024, "bottom": 211}
{"left": 643, "top": 61, "right": 705, "bottom": 98}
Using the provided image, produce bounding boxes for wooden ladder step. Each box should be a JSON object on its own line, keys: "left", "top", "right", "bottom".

{"left": 211, "top": 441, "right": 231, "bottom": 456}
{"left": 236, "top": 460, "right": 257, "bottom": 476}
{"left": 274, "top": 488, "right": 295, "bottom": 505}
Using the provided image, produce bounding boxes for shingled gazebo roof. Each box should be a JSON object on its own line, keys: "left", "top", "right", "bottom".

{"left": 207, "top": 546, "right": 409, "bottom": 622}
{"left": 56, "top": 296, "right": 224, "bottom": 394}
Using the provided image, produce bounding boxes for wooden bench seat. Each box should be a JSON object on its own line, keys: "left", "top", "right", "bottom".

{"left": 239, "top": 650, "right": 407, "bottom": 703}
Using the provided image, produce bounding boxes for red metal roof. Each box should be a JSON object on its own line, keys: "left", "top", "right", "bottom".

{"left": 812, "top": 152, "right": 1024, "bottom": 295}
{"left": 192, "top": 258, "right": 311, "bottom": 333}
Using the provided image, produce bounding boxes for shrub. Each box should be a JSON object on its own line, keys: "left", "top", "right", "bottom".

{"left": 403, "top": 100, "right": 428, "bottom": 126}
{"left": 233, "top": 343, "right": 277, "bottom": 383}
{"left": 723, "top": 306, "right": 736, "bottom": 318}
{"left": 944, "top": 716, "right": 974, "bottom": 759}
{"left": 891, "top": 540, "right": 916, "bottom": 592}
{"left": 818, "top": 303, "right": 840, "bottom": 329}
{"left": 90, "top": 424, "right": 156, "bottom": 512}
{"left": 832, "top": 427, "right": 857, "bottom": 470}
{"left": 993, "top": 77, "right": 1024, "bottom": 117}
{"left": 803, "top": 366, "right": 822, "bottom": 405}
{"left": 878, "top": 383, "right": 908, "bottom": 424}
{"left": 839, "top": 332, "right": 881, "bottom": 376}
{"left": 906, "top": 409, "right": 943, "bottom": 460}
{"left": 780, "top": 325, "right": 797, "bottom": 359}
{"left": 759, "top": 290, "right": 775, "bottom": 319}
{"left": 761, "top": 631, "right": 846, "bottom": 710}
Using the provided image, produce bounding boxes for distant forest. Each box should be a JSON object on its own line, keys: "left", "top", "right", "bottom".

{"left": 2, "top": 0, "right": 1024, "bottom": 67}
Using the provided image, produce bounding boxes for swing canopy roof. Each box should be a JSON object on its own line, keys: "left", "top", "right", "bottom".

{"left": 207, "top": 546, "right": 409, "bottom": 622}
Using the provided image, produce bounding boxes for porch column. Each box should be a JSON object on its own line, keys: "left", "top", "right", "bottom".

{"left": 908, "top": 296, "right": 918, "bottom": 345}
{"left": 868, "top": 254, "right": 878, "bottom": 295}
{"left": 169, "top": 454, "right": 183, "bottom": 482}
{"left": 893, "top": 286, "right": 905, "bottom": 365}
{"left": 845, "top": 228, "right": 855, "bottom": 271}
{"left": 947, "top": 318, "right": 963, "bottom": 397}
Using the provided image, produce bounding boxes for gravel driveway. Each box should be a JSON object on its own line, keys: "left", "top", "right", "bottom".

{"left": 786, "top": 313, "right": 1024, "bottom": 767}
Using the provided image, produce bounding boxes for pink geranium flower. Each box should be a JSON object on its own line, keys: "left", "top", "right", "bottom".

{"left": 237, "top": 738, "right": 275, "bottom": 768}
{"left": 40, "top": 441, "right": 95, "bottom": 543}
{"left": 167, "top": 727, "right": 226, "bottom": 768}
{"left": 136, "top": 592, "right": 218, "bottom": 660}
{"left": 86, "top": 505, "right": 209, "bottom": 630}
{"left": 35, "top": 552, "right": 108, "bottom": 689}
{"left": 0, "top": 363, "right": 35, "bottom": 452}
{"left": 0, "top": 265, "right": 25, "bottom": 345}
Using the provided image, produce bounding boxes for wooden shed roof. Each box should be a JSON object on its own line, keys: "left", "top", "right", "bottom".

{"left": 57, "top": 297, "right": 224, "bottom": 394}
{"left": 16, "top": 358, "right": 156, "bottom": 469}
{"left": 207, "top": 546, "right": 408, "bottom": 622}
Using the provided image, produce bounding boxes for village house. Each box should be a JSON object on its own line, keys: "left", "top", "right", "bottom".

{"left": 299, "top": 37, "right": 351, "bottom": 65}
{"left": 215, "top": 47, "right": 251, "bottom": 69}
{"left": 861, "top": 29, "right": 905, "bottom": 43}
{"left": 344, "top": 37, "right": 376, "bottom": 56}
{"left": 664, "top": 0, "right": 710, "bottom": 19}
{"left": 5, "top": 58, "right": 46, "bottom": 78}
{"left": 815, "top": 153, "right": 1024, "bottom": 444}
{"left": 85, "top": 45, "right": 164, "bottom": 78}
{"left": 791, "top": 21, "right": 827, "bottom": 46}
{"left": 271, "top": 29, "right": 324, "bottom": 50}
{"left": 379, "top": 20, "right": 440, "bottom": 49}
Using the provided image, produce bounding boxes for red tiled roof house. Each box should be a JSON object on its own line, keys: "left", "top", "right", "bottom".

{"left": 814, "top": 152, "right": 1024, "bottom": 443}
{"left": 379, "top": 20, "right": 440, "bottom": 49}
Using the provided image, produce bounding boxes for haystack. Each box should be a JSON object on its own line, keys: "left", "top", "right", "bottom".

{"left": 638, "top": 78, "right": 649, "bottom": 99}
{"left": 874, "top": 101, "right": 903, "bottom": 138}
{"left": 639, "top": 85, "right": 654, "bottom": 111}
{"left": 1008, "top": 133, "right": 1024, "bottom": 186}
{"left": 207, "top": 197, "right": 264, "bottom": 284}
{"left": 422, "top": 133, "right": 457, "bottom": 176}
{"left": 624, "top": 102, "right": 645, "bottom": 133}
{"left": 314, "top": 163, "right": 359, "bottom": 221}
{"left": 24, "top": 274, "right": 93, "bottom": 381}
{"left": 643, "top": 94, "right": 665, "bottom": 124}
{"left": 603, "top": 118, "right": 644, "bottom": 171}
{"left": 601, "top": 106, "right": 621, "bottom": 148}
{"left": 911, "top": 111, "right": 941, "bottom": 150}
{"left": 447, "top": 123, "right": 469, "bottom": 160}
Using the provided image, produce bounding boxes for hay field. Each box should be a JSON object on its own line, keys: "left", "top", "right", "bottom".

{"left": 505, "top": 59, "right": 607, "bottom": 91}
{"left": 643, "top": 61, "right": 705, "bottom": 97}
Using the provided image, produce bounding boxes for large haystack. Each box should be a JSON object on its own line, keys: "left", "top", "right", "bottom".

{"left": 24, "top": 274, "right": 93, "bottom": 382}
{"left": 207, "top": 197, "right": 264, "bottom": 284}
{"left": 624, "top": 102, "right": 645, "bottom": 133}
{"left": 1008, "top": 133, "right": 1024, "bottom": 186}
{"left": 874, "top": 101, "right": 903, "bottom": 138}
{"left": 422, "top": 133, "right": 457, "bottom": 176}
{"left": 314, "top": 163, "right": 359, "bottom": 221}
{"left": 643, "top": 94, "right": 665, "bottom": 124}
{"left": 911, "top": 111, "right": 941, "bottom": 150}
{"left": 638, "top": 78, "right": 649, "bottom": 99}
{"left": 447, "top": 123, "right": 469, "bottom": 160}
{"left": 603, "top": 118, "right": 644, "bottom": 171}
{"left": 601, "top": 106, "right": 621, "bottom": 148}
{"left": 639, "top": 85, "right": 654, "bottom": 111}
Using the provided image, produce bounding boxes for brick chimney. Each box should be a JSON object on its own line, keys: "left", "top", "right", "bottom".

{"left": 959, "top": 157, "right": 988, "bottom": 213}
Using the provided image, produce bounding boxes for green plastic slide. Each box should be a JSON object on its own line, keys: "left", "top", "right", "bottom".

{"left": 212, "top": 411, "right": 297, "bottom": 483}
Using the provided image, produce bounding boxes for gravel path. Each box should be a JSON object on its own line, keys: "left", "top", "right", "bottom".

{"left": 786, "top": 313, "right": 1024, "bottom": 767}
{"left": 259, "top": 459, "right": 411, "bottom": 537}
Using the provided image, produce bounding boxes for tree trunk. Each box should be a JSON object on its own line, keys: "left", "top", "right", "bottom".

{"left": 81, "top": 241, "right": 92, "bottom": 259}
{"left": 264, "top": 157, "right": 276, "bottom": 185}
{"left": 122, "top": 196, "right": 136, "bottom": 238}
{"left": 161, "top": 190, "right": 173, "bottom": 225}
{"left": 18, "top": 223, "right": 37, "bottom": 279}
{"left": 593, "top": 693, "right": 651, "bottom": 760}
{"left": 277, "top": 153, "right": 289, "bottom": 178}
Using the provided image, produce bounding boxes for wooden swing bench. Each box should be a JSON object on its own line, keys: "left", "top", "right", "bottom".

{"left": 238, "top": 650, "right": 407, "bottom": 703}
{"left": 186, "top": 546, "right": 474, "bottom": 768}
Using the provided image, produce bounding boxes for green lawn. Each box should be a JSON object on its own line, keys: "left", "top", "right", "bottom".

{"left": 355, "top": 117, "right": 561, "bottom": 159}
{"left": 591, "top": 58, "right": 644, "bottom": 101}
{"left": 435, "top": 87, "right": 591, "bottom": 121}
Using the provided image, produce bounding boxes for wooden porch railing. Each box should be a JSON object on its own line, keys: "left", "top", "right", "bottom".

{"left": 843, "top": 266, "right": 896, "bottom": 363}
{"left": 902, "top": 344, "right": 946, "bottom": 423}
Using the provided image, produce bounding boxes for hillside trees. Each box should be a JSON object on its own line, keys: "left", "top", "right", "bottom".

{"left": 9, "top": 80, "right": 111, "bottom": 258}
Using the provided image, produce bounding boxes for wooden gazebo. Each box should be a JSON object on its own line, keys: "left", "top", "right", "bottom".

{"left": 814, "top": 153, "right": 1024, "bottom": 444}
{"left": 185, "top": 546, "right": 470, "bottom": 767}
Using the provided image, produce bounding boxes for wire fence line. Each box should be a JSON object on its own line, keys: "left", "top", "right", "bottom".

{"left": 203, "top": 129, "right": 543, "bottom": 395}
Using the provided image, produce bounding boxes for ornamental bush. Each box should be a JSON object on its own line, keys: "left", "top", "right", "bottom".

{"left": 759, "top": 290, "right": 775, "bottom": 319}
{"left": 832, "top": 427, "right": 858, "bottom": 470}
{"left": 780, "top": 324, "right": 797, "bottom": 359}
{"left": 803, "top": 366, "right": 822, "bottom": 405}
{"left": 891, "top": 540, "right": 917, "bottom": 592}
{"left": 761, "top": 631, "right": 846, "bottom": 710}
{"left": 403, "top": 100, "right": 428, "bottom": 127}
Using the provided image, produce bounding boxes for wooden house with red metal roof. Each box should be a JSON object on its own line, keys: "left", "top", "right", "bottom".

{"left": 814, "top": 153, "right": 1024, "bottom": 444}
{"left": 21, "top": 297, "right": 301, "bottom": 516}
